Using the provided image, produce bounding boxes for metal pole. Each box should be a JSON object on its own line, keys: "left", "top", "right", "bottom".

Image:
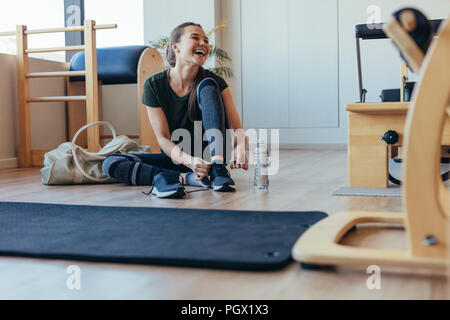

{"left": 355, "top": 37, "right": 366, "bottom": 102}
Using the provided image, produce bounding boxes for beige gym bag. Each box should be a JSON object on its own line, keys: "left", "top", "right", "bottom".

{"left": 41, "top": 121, "right": 151, "bottom": 185}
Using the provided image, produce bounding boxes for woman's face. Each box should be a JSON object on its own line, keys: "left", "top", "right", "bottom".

{"left": 173, "top": 25, "right": 210, "bottom": 66}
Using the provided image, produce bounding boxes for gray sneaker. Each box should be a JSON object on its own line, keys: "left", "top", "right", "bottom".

{"left": 209, "top": 164, "right": 235, "bottom": 192}
{"left": 151, "top": 170, "right": 185, "bottom": 198}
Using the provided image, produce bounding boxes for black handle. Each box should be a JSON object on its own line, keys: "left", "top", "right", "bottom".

{"left": 381, "top": 130, "right": 399, "bottom": 145}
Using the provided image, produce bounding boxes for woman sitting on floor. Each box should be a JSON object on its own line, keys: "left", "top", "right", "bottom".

{"left": 102, "top": 22, "right": 248, "bottom": 198}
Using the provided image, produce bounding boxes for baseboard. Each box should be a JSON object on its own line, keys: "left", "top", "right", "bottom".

{"left": 0, "top": 157, "right": 18, "bottom": 170}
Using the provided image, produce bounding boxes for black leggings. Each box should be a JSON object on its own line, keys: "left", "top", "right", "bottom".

{"left": 101, "top": 153, "right": 191, "bottom": 186}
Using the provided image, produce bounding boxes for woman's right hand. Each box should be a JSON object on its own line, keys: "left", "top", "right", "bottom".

{"left": 187, "top": 157, "right": 211, "bottom": 180}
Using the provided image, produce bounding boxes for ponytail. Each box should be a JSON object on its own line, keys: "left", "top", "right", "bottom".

{"left": 187, "top": 66, "right": 205, "bottom": 121}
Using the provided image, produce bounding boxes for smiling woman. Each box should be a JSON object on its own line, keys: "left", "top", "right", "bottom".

{"left": 102, "top": 22, "right": 248, "bottom": 198}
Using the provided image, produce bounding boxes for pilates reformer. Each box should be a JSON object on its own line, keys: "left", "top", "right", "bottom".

{"left": 293, "top": 8, "right": 450, "bottom": 271}
{"left": 347, "top": 15, "right": 449, "bottom": 188}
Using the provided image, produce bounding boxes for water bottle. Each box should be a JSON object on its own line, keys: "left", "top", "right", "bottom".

{"left": 254, "top": 139, "right": 269, "bottom": 191}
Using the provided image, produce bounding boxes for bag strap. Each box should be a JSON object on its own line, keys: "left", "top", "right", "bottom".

{"left": 71, "top": 121, "right": 116, "bottom": 183}
{"left": 72, "top": 121, "right": 116, "bottom": 145}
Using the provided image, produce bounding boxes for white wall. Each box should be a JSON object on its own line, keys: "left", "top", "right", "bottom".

{"left": 0, "top": 0, "right": 65, "bottom": 61}
{"left": 217, "top": 0, "right": 242, "bottom": 121}
{"left": 0, "top": 54, "right": 18, "bottom": 168}
{"left": 85, "top": 0, "right": 144, "bottom": 47}
{"left": 241, "top": 0, "right": 339, "bottom": 131}
{"left": 0, "top": 54, "right": 67, "bottom": 168}
{"left": 143, "top": 0, "right": 217, "bottom": 46}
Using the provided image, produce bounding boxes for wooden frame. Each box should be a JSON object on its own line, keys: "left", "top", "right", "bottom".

{"left": 66, "top": 79, "right": 103, "bottom": 148}
{"left": 346, "top": 102, "right": 450, "bottom": 188}
{"left": 293, "top": 14, "right": 450, "bottom": 270}
{"left": 137, "top": 48, "right": 165, "bottom": 153}
{"left": 0, "top": 21, "right": 116, "bottom": 167}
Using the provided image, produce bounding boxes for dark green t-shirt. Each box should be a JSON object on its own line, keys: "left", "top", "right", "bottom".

{"left": 142, "top": 69, "right": 228, "bottom": 155}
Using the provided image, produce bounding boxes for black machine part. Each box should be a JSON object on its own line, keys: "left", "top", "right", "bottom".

{"left": 380, "top": 82, "right": 416, "bottom": 102}
{"left": 389, "top": 158, "right": 450, "bottom": 185}
{"left": 392, "top": 8, "right": 434, "bottom": 70}
{"left": 380, "top": 89, "right": 400, "bottom": 102}
{"left": 381, "top": 130, "right": 400, "bottom": 145}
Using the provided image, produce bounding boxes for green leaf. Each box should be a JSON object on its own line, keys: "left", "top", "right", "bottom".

{"left": 149, "top": 37, "right": 169, "bottom": 50}
{"left": 207, "top": 67, "right": 234, "bottom": 79}
{"left": 211, "top": 47, "right": 232, "bottom": 63}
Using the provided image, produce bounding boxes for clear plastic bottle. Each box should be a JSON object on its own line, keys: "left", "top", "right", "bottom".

{"left": 254, "top": 139, "right": 269, "bottom": 191}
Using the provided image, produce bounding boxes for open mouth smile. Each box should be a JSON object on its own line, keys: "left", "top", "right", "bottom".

{"left": 193, "top": 49, "right": 208, "bottom": 57}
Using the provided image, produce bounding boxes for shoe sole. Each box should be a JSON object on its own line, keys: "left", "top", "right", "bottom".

{"left": 213, "top": 184, "right": 236, "bottom": 192}
{"left": 151, "top": 186, "right": 185, "bottom": 198}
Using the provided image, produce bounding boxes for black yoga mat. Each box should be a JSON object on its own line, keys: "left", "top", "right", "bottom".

{"left": 0, "top": 202, "right": 327, "bottom": 271}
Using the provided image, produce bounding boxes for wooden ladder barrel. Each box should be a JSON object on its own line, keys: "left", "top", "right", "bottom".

{"left": 292, "top": 10, "right": 450, "bottom": 271}
{"left": 0, "top": 21, "right": 117, "bottom": 167}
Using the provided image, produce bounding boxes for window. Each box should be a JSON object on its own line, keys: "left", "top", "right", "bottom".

{"left": 0, "top": 0, "right": 143, "bottom": 61}
{"left": 0, "top": 0, "right": 65, "bottom": 61}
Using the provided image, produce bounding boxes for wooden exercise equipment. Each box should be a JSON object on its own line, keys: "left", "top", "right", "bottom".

{"left": 347, "top": 102, "right": 450, "bottom": 188}
{"left": 66, "top": 47, "right": 164, "bottom": 153}
{"left": 137, "top": 49, "right": 165, "bottom": 153}
{"left": 348, "top": 17, "right": 449, "bottom": 188}
{"left": 0, "top": 20, "right": 116, "bottom": 167}
{"left": 293, "top": 9, "right": 450, "bottom": 270}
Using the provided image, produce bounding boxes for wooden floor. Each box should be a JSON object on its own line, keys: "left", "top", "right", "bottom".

{"left": 0, "top": 149, "right": 448, "bottom": 299}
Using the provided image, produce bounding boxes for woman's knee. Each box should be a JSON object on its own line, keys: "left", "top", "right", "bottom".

{"left": 197, "top": 77, "right": 221, "bottom": 107}
{"left": 198, "top": 77, "right": 219, "bottom": 89}
{"left": 102, "top": 154, "right": 134, "bottom": 177}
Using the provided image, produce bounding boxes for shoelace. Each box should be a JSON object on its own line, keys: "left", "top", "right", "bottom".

{"left": 142, "top": 170, "right": 180, "bottom": 196}
{"left": 142, "top": 171, "right": 209, "bottom": 197}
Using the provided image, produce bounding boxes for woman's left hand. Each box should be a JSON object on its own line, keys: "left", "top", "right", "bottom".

{"left": 230, "top": 146, "right": 248, "bottom": 170}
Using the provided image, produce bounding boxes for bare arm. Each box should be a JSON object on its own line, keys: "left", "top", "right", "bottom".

{"left": 221, "top": 87, "right": 242, "bottom": 130}
{"left": 222, "top": 88, "right": 247, "bottom": 139}
{"left": 221, "top": 88, "right": 248, "bottom": 169}
{"left": 146, "top": 107, "right": 192, "bottom": 165}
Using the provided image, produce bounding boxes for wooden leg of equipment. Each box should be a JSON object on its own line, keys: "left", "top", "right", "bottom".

{"left": 293, "top": 12, "right": 450, "bottom": 271}
{"left": 348, "top": 112, "right": 407, "bottom": 188}
{"left": 67, "top": 80, "right": 103, "bottom": 148}
{"left": 84, "top": 20, "right": 101, "bottom": 152}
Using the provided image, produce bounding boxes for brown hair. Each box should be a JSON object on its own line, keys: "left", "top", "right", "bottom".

{"left": 165, "top": 22, "right": 206, "bottom": 121}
